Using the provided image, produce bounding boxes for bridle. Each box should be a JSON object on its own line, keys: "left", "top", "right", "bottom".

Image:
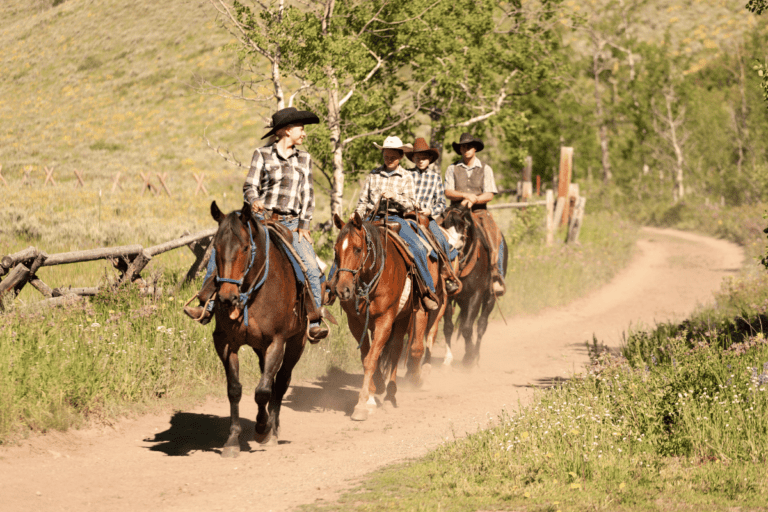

{"left": 214, "top": 217, "right": 270, "bottom": 325}
{"left": 335, "top": 222, "right": 385, "bottom": 348}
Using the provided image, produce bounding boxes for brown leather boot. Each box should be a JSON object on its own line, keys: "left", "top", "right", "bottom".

{"left": 492, "top": 273, "right": 506, "bottom": 296}
{"left": 183, "top": 276, "right": 216, "bottom": 325}
{"left": 308, "top": 324, "right": 329, "bottom": 343}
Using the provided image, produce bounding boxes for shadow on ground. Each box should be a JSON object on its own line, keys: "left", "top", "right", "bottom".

{"left": 284, "top": 367, "right": 361, "bottom": 415}
{"left": 143, "top": 412, "right": 259, "bottom": 456}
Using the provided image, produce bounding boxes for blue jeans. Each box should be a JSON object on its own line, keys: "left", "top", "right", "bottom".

{"left": 427, "top": 219, "right": 458, "bottom": 261}
{"left": 498, "top": 237, "right": 505, "bottom": 277}
{"left": 205, "top": 217, "right": 324, "bottom": 327}
{"left": 328, "top": 216, "right": 436, "bottom": 294}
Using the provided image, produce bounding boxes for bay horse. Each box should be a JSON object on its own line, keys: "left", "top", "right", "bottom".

{"left": 209, "top": 201, "right": 309, "bottom": 457}
{"left": 331, "top": 212, "right": 444, "bottom": 421}
{"left": 439, "top": 205, "right": 508, "bottom": 367}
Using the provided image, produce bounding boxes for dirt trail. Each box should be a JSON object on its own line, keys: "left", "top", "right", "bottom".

{"left": 1, "top": 228, "right": 744, "bottom": 512}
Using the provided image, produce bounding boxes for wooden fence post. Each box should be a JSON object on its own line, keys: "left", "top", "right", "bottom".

{"left": 43, "top": 166, "right": 57, "bottom": 186}
{"left": 194, "top": 173, "right": 208, "bottom": 196}
{"left": 156, "top": 172, "right": 172, "bottom": 197}
{"left": 521, "top": 155, "right": 533, "bottom": 200}
{"left": 536, "top": 175, "right": 540, "bottom": 196}
{"left": 73, "top": 169, "right": 85, "bottom": 188}
{"left": 565, "top": 183, "right": 580, "bottom": 228}
{"left": 566, "top": 196, "right": 587, "bottom": 244}
{"left": 545, "top": 189, "right": 555, "bottom": 246}
{"left": 557, "top": 147, "right": 573, "bottom": 227}
{"left": 140, "top": 172, "right": 157, "bottom": 195}
{"left": 118, "top": 250, "right": 153, "bottom": 285}
{"left": 111, "top": 172, "right": 123, "bottom": 193}
{"left": 0, "top": 263, "right": 31, "bottom": 302}
{"left": 0, "top": 164, "right": 7, "bottom": 187}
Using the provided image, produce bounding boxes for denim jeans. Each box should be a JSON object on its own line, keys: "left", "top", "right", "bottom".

{"left": 498, "top": 237, "right": 505, "bottom": 277}
{"left": 204, "top": 216, "right": 324, "bottom": 327}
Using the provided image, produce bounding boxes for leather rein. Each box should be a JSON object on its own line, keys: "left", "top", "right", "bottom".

{"left": 214, "top": 217, "right": 270, "bottom": 325}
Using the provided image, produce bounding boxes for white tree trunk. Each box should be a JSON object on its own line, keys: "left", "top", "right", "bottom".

{"left": 593, "top": 49, "right": 612, "bottom": 182}
{"left": 328, "top": 77, "right": 344, "bottom": 217}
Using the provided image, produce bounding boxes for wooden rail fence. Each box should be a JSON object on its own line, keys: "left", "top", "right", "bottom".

{"left": 0, "top": 228, "right": 216, "bottom": 308}
{"left": 492, "top": 147, "right": 586, "bottom": 245}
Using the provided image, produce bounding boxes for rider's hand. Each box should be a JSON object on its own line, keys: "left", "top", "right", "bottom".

{"left": 420, "top": 207, "right": 432, "bottom": 217}
{"left": 461, "top": 198, "right": 474, "bottom": 209}
{"left": 381, "top": 190, "right": 395, "bottom": 200}
{"left": 465, "top": 193, "right": 479, "bottom": 204}
{"left": 251, "top": 200, "right": 265, "bottom": 214}
{"left": 296, "top": 227, "right": 313, "bottom": 243}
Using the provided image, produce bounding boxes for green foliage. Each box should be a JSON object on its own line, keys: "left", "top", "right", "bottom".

{"left": 88, "top": 140, "right": 124, "bottom": 152}
{"left": 747, "top": 0, "right": 768, "bottom": 15}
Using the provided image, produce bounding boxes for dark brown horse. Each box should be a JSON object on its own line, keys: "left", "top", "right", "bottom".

{"left": 331, "top": 212, "right": 443, "bottom": 420}
{"left": 439, "top": 206, "right": 508, "bottom": 367}
{"left": 209, "top": 201, "right": 309, "bottom": 457}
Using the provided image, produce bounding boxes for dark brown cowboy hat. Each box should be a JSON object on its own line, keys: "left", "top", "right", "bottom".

{"left": 261, "top": 107, "right": 320, "bottom": 139}
{"left": 451, "top": 132, "right": 484, "bottom": 154}
{"left": 404, "top": 137, "right": 440, "bottom": 164}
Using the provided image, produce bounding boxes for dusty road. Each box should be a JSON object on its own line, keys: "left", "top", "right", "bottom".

{"left": 1, "top": 227, "right": 744, "bottom": 512}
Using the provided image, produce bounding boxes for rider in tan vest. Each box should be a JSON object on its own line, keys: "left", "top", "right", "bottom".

{"left": 444, "top": 132, "right": 506, "bottom": 296}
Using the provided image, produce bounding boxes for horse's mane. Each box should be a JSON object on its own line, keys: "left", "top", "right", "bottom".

{"left": 338, "top": 219, "right": 385, "bottom": 260}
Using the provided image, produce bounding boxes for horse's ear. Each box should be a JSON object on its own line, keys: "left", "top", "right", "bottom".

{"left": 351, "top": 212, "right": 363, "bottom": 228}
{"left": 211, "top": 201, "right": 225, "bottom": 223}
{"left": 333, "top": 213, "right": 345, "bottom": 230}
{"left": 240, "top": 201, "right": 252, "bottom": 224}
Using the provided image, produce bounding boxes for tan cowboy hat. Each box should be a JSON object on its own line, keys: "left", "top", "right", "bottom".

{"left": 261, "top": 107, "right": 320, "bottom": 139}
{"left": 405, "top": 137, "right": 440, "bottom": 164}
{"left": 451, "top": 132, "right": 484, "bottom": 154}
{"left": 372, "top": 136, "right": 410, "bottom": 152}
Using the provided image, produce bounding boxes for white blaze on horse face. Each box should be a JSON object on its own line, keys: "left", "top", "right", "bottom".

{"left": 341, "top": 236, "right": 349, "bottom": 252}
{"left": 446, "top": 226, "right": 463, "bottom": 250}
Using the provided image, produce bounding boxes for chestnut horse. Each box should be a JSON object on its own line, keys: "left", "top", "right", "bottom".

{"left": 209, "top": 201, "right": 309, "bottom": 457}
{"left": 439, "top": 206, "right": 508, "bottom": 367}
{"left": 332, "top": 212, "right": 444, "bottom": 421}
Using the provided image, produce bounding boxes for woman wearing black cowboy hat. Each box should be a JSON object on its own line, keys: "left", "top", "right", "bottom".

{"left": 444, "top": 132, "right": 506, "bottom": 296}
{"left": 185, "top": 107, "right": 329, "bottom": 342}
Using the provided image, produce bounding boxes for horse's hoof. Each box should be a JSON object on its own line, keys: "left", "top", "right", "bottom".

{"left": 351, "top": 406, "right": 369, "bottom": 421}
{"left": 255, "top": 428, "right": 273, "bottom": 445}
{"left": 422, "top": 363, "right": 432, "bottom": 378}
{"left": 221, "top": 445, "right": 240, "bottom": 458}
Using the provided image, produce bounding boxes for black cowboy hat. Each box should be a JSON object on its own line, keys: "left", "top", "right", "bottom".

{"left": 451, "top": 132, "right": 484, "bottom": 154}
{"left": 404, "top": 137, "right": 440, "bottom": 164}
{"left": 261, "top": 107, "right": 320, "bottom": 139}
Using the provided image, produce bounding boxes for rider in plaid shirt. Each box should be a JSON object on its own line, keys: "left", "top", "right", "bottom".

{"left": 406, "top": 138, "right": 460, "bottom": 295}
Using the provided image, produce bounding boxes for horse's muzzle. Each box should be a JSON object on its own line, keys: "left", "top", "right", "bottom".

{"left": 336, "top": 283, "right": 354, "bottom": 302}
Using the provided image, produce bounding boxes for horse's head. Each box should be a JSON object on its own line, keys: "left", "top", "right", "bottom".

{"left": 332, "top": 212, "right": 370, "bottom": 302}
{"left": 441, "top": 205, "right": 472, "bottom": 253}
{"left": 210, "top": 201, "right": 258, "bottom": 320}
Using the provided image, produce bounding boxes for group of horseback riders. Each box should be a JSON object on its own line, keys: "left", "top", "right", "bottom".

{"left": 183, "top": 106, "right": 508, "bottom": 341}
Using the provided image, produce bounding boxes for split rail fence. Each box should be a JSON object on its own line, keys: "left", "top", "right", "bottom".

{"left": 0, "top": 228, "right": 216, "bottom": 309}
{"left": 491, "top": 146, "right": 586, "bottom": 245}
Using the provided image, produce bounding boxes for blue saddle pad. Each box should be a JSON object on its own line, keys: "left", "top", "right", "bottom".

{"left": 270, "top": 232, "right": 326, "bottom": 286}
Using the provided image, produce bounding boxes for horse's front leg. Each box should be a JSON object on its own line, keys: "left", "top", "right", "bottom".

{"left": 461, "top": 293, "right": 483, "bottom": 368}
{"left": 406, "top": 308, "right": 429, "bottom": 387}
{"left": 352, "top": 312, "right": 395, "bottom": 421}
{"left": 475, "top": 293, "right": 496, "bottom": 367}
{"left": 269, "top": 332, "right": 306, "bottom": 443}
{"left": 214, "top": 333, "right": 242, "bottom": 458}
{"left": 254, "top": 335, "right": 286, "bottom": 445}
{"left": 442, "top": 300, "right": 455, "bottom": 366}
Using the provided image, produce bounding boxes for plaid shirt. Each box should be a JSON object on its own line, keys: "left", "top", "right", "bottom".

{"left": 243, "top": 143, "right": 315, "bottom": 230}
{"left": 355, "top": 165, "right": 416, "bottom": 217}
{"left": 444, "top": 158, "right": 499, "bottom": 194}
{"left": 412, "top": 163, "right": 447, "bottom": 218}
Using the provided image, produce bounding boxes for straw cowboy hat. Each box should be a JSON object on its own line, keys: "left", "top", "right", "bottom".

{"left": 451, "top": 132, "right": 484, "bottom": 154}
{"left": 261, "top": 107, "right": 320, "bottom": 139}
{"left": 405, "top": 137, "right": 440, "bottom": 163}
{"left": 372, "top": 136, "right": 411, "bottom": 152}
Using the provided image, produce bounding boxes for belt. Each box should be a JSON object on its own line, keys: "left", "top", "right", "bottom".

{"left": 266, "top": 210, "right": 297, "bottom": 222}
